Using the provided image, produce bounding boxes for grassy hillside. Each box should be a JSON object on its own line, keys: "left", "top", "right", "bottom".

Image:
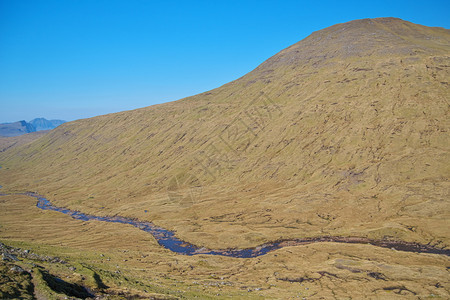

{"left": 0, "top": 130, "right": 50, "bottom": 152}
{"left": 0, "top": 17, "right": 449, "bottom": 298}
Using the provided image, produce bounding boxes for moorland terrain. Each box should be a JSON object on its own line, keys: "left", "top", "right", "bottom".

{"left": 0, "top": 17, "right": 449, "bottom": 299}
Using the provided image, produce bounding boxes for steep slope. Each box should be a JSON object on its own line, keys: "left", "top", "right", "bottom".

{"left": 0, "top": 17, "right": 449, "bottom": 251}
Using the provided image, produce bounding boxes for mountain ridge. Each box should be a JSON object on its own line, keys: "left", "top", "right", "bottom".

{"left": 29, "top": 118, "right": 66, "bottom": 131}
{"left": 0, "top": 118, "right": 65, "bottom": 137}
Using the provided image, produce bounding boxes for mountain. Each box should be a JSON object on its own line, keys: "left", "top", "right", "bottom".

{"left": 29, "top": 118, "right": 65, "bottom": 131}
{"left": 1, "top": 16, "right": 448, "bottom": 246}
{"left": 0, "top": 18, "right": 449, "bottom": 298}
{"left": 0, "top": 17, "right": 448, "bottom": 245}
{"left": 0, "top": 118, "right": 65, "bottom": 137}
{"left": 0, "top": 121, "right": 36, "bottom": 137}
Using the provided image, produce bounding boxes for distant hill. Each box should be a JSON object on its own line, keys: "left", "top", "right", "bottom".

{"left": 29, "top": 118, "right": 65, "bottom": 131}
{"left": 0, "top": 121, "right": 36, "bottom": 137}
{"left": 0, "top": 118, "right": 65, "bottom": 137}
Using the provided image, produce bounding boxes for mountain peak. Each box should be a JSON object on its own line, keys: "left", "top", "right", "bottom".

{"left": 253, "top": 17, "right": 450, "bottom": 73}
{"left": 29, "top": 118, "right": 66, "bottom": 131}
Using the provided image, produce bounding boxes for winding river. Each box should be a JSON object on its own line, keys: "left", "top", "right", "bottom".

{"left": 1, "top": 191, "right": 449, "bottom": 257}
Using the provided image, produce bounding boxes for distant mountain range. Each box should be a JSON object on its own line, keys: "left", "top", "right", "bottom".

{"left": 0, "top": 118, "right": 66, "bottom": 137}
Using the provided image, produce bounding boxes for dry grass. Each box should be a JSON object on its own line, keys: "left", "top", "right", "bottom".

{"left": 0, "top": 17, "right": 449, "bottom": 298}
{"left": 1, "top": 193, "right": 449, "bottom": 298}
{"left": 0, "top": 130, "right": 49, "bottom": 152}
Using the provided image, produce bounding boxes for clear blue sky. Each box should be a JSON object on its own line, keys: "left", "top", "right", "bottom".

{"left": 1, "top": 0, "right": 449, "bottom": 123}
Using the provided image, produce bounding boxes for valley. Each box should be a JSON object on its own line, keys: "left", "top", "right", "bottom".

{"left": 0, "top": 17, "right": 449, "bottom": 298}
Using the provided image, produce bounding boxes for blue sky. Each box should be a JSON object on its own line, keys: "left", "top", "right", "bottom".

{"left": 0, "top": 0, "right": 449, "bottom": 123}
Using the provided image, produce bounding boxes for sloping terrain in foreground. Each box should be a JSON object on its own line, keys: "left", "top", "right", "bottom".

{"left": 0, "top": 18, "right": 449, "bottom": 298}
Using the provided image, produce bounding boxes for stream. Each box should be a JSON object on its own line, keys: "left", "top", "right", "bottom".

{"left": 2, "top": 191, "right": 449, "bottom": 257}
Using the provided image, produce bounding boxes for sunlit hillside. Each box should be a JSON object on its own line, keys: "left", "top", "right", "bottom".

{"left": 0, "top": 18, "right": 449, "bottom": 298}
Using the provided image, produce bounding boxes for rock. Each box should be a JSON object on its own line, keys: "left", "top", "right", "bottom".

{"left": 2, "top": 253, "right": 19, "bottom": 261}
{"left": 10, "top": 265, "right": 25, "bottom": 273}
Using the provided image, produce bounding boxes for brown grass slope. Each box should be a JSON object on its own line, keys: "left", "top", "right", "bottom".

{"left": 0, "top": 17, "right": 449, "bottom": 250}
{"left": 0, "top": 130, "right": 50, "bottom": 152}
